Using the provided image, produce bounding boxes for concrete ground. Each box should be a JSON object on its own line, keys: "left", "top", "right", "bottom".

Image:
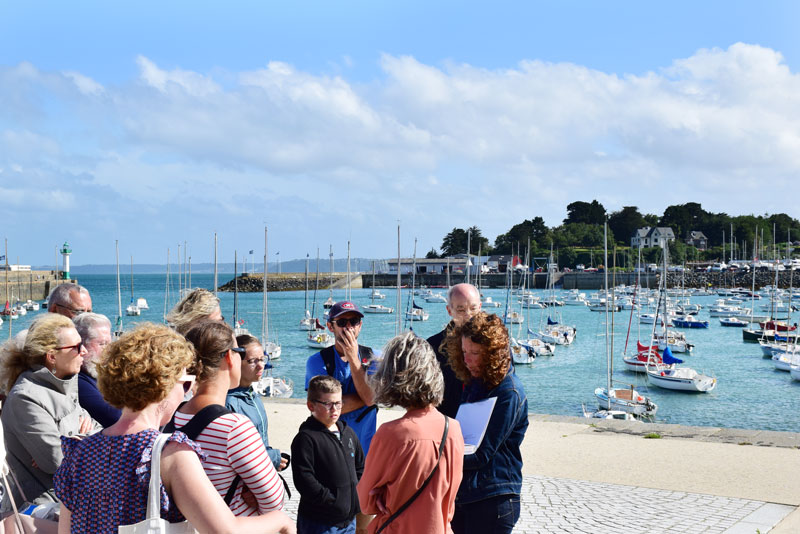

{"left": 264, "top": 399, "right": 800, "bottom": 533}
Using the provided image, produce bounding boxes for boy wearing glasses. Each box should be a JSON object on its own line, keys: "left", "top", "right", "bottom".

{"left": 292, "top": 375, "right": 364, "bottom": 534}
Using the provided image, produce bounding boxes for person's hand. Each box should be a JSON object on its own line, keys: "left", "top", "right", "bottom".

{"left": 78, "top": 416, "right": 93, "bottom": 435}
{"left": 240, "top": 484, "right": 257, "bottom": 508}
{"left": 279, "top": 519, "right": 297, "bottom": 534}
{"left": 369, "top": 487, "right": 388, "bottom": 514}
{"left": 278, "top": 456, "right": 289, "bottom": 471}
{"left": 340, "top": 328, "right": 360, "bottom": 369}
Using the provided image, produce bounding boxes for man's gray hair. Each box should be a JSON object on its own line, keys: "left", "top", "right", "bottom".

{"left": 49, "top": 283, "right": 90, "bottom": 309}
{"left": 73, "top": 312, "right": 112, "bottom": 342}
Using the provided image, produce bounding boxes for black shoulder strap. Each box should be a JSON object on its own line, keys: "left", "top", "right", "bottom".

{"left": 358, "top": 345, "right": 374, "bottom": 364}
{"left": 320, "top": 345, "right": 337, "bottom": 376}
{"left": 375, "top": 415, "right": 449, "bottom": 534}
{"left": 163, "top": 404, "right": 241, "bottom": 505}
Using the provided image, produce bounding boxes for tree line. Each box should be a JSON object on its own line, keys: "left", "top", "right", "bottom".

{"left": 426, "top": 201, "right": 800, "bottom": 268}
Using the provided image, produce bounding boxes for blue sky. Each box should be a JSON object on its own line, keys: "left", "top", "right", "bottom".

{"left": 2, "top": 1, "right": 799, "bottom": 265}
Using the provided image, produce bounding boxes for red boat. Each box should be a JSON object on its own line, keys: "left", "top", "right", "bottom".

{"left": 759, "top": 320, "right": 797, "bottom": 332}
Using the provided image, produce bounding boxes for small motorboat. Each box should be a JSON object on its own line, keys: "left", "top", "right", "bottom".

{"left": 719, "top": 317, "right": 747, "bottom": 327}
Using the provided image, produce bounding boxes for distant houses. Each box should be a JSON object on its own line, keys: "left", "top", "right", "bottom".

{"left": 685, "top": 231, "right": 708, "bottom": 250}
{"left": 630, "top": 227, "right": 676, "bottom": 248}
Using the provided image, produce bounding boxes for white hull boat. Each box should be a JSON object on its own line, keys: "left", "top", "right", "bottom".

{"left": 363, "top": 304, "right": 394, "bottom": 314}
{"left": 594, "top": 387, "right": 658, "bottom": 416}
{"left": 647, "top": 364, "right": 716, "bottom": 392}
{"left": 405, "top": 308, "right": 429, "bottom": 321}
{"left": 307, "top": 331, "right": 335, "bottom": 349}
{"left": 517, "top": 338, "right": 555, "bottom": 358}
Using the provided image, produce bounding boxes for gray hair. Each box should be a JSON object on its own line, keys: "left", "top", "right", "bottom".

{"left": 73, "top": 312, "right": 112, "bottom": 342}
{"left": 49, "top": 283, "right": 90, "bottom": 309}
{"left": 370, "top": 332, "right": 443, "bottom": 409}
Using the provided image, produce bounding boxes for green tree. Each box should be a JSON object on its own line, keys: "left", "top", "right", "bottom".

{"left": 425, "top": 248, "right": 440, "bottom": 259}
{"left": 564, "top": 200, "right": 606, "bottom": 225}
{"left": 608, "top": 206, "right": 647, "bottom": 246}
{"left": 440, "top": 226, "right": 490, "bottom": 256}
{"left": 493, "top": 217, "right": 550, "bottom": 254}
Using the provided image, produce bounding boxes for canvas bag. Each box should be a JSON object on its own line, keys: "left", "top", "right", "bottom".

{"left": 118, "top": 433, "right": 196, "bottom": 534}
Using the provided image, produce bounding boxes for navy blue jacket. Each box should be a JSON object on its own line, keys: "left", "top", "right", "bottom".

{"left": 77, "top": 370, "right": 121, "bottom": 428}
{"left": 458, "top": 369, "right": 529, "bottom": 504}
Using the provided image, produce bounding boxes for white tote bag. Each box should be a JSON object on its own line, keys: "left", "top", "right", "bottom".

{"left": 118, "top": 433, "right": 196, "bottom": 534}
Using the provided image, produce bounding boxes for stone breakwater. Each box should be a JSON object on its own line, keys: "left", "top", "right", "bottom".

{"left": 217, "top": 273, "right": 350, "bottom": 292}
{"left": 664, "top": 270, "right": 800, "bottom": 289}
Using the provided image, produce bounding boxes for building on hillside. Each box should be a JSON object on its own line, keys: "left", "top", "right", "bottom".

{"left": 631, "top": 227, "right": 676, "bottom": 248}
{"left": 486, "top": 255, "right": 521, "bottom": 273}
{"left": 685, "top": 231, "right": 708, "bottom": 250}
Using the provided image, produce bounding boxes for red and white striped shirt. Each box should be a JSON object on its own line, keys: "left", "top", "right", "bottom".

{"left": 172, "top": 411, "right": 284, "bottom": 516}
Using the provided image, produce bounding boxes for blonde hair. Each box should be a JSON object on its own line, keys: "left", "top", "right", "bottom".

{"left": 0, "top": 313, "right": 73, "bottom": 392}
{"left": 98, "top": 323, "right": 195, "bottom": 411}
{"left": 166, "top": 288, "right": 221, "bottom": 334}
{"left": 370, "top": 332, "right": 443, "bottom": 409}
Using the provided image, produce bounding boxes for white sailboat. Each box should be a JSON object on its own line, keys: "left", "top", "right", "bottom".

{"left": 307, "top": 249, "right": 335, "bottom": 348}
{"left": 593, "top": 224, "right": 658, "bottom": 417}
{"left": 299, "top": 255, "right": 315, "bottom": 330}
{"left": 125, "top": 257, "right": 141, "bottom": 316}
{"left": 404, "top": 240, "right": 429, "bottom": 323}
{"left": 364, "top": 261, "right": 394, "bottom": 314}
{"left": 260, "top": 227, "right": 281, "bottom": 361}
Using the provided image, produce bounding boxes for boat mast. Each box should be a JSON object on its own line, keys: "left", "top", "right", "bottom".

{"left": 312, "top": 248, "right": 320, "bottom": 320}
{"left": 214, "top": 233, "right": 218, "bottom": 298}
{"left": 603, "top": 223, "right": 611, "bottom": 409}
{"left": 304, "top": 254, "right": 309, "bottom": 314}
{"left": 163, "top": 248, "right": 170, "bottom": 323}
{"left": 346, "top": 241, "right": 351, "bottom": 302}
{"left": 5, "top": 238, "right": 11, "bottom": 339}
{"left": 233, "top": 250, "right": 239, "bottom": 329}
{"left": 262, "top": 226, "right": 269, "bottom": 347}
{"left": 396, "top": 223, "right": 401, "bottom": 336}
{"left": 329, "top": 245, "right": 334, "bottom": 302}
{"left": 130, "top": 256, "right": 135, "bottom": 302}
{"left": 115, "top": 240, "right": 123, "bottom": 335}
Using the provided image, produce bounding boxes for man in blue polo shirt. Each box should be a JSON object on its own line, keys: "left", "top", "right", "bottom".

{"left": 304, "top": 301, "right": 377, "bottom": 454}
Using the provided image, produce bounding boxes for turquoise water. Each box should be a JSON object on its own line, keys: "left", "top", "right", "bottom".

{"left": 7, "top": 273, "right": 799, "bottom": 433}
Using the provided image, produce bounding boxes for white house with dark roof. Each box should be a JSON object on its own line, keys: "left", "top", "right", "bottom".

{"left": 631, "top": 227, "right": 676, "bottom": 248}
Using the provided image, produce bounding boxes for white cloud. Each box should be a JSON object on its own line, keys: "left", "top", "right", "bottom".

{"left": 2, "top": 43, "right": 800, "bottom": 262}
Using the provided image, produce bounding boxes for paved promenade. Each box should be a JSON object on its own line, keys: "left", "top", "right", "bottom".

{"left": 265, "top": 400, "right": 800, "bottom": 533}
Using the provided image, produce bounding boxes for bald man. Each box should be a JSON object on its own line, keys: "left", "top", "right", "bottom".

{"left": 426, "top": 283, "right": 482, "bottom": 417}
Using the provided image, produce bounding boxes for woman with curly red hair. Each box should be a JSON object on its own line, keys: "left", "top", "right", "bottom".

{"left": 444, "top": 312, "right": 529, "bottom": 534}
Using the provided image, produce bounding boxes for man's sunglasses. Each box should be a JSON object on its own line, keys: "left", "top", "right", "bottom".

{"left": 334, "top": 317, "right": 362, "bottom": 328}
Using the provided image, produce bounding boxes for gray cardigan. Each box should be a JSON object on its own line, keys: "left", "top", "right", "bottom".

{"left": 1, "top": 366, "right": 99, "bottom": 508}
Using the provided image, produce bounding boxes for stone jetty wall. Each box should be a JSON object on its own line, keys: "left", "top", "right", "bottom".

{"left": 217, "top": 272, "right": 357, "bottom": 292}
{"left": 0, "top": 271, "right": 69, "bottom": 302}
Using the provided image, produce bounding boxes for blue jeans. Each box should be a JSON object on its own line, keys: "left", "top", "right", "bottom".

{"left": 296, "top": 514, "right": 356, "bottom": 534}
{"left": 452, "top": 494, "right": 521, "bottom": 534}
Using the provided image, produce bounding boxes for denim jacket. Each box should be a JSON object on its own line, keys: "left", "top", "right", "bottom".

{"left": 225, "top": 386, "right": 282, "bottom": 470}
{"left": 457, "top": 369, "right": 529, "bottom": 504}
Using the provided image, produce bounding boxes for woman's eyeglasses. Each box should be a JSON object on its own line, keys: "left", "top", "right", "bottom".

{"left": 313, "top": 399, "right": 343, "bottom": 410}
{"left": 54, "top": 341, "right": 84, "bottom": 353}
{"left": 334, "top": 317, "right": 362, "bottom": 328}
{"left": 245, "top": 358, "right": 265, "bottom": 366}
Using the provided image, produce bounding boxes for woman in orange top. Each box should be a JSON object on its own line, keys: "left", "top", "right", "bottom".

{"left": 357, "top": 332, "right": 464, "bottom": 534}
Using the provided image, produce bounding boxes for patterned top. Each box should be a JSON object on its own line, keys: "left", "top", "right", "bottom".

{"left": 54, "top": 429, "right": 204, "bottom": 534}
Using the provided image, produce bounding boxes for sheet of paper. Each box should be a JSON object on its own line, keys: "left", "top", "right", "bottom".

{"left": 456, "top": 397, "right": 497, "bottom": 454}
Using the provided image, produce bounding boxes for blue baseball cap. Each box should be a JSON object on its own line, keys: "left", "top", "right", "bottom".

{"left": 328, "top": 301, "right": 364, "bottom": 320}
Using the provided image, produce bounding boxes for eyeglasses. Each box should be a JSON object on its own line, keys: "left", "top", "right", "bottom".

{"left": 245, "top": 358, "right": 265, "bottom": 366}
{"left": 54, "top": 341, "right": 84, "bottom": 353}
{"left": 313, "top": 399, "right": 343, "bottom": 410}
{"left": 54, "top": 303, "right": 90, "bottom": 316}
{"left": 334, "top": 317, "right": 362, "bottom": 328}
{"left": 179, "top": 373, "right": 196, "bottom": 394}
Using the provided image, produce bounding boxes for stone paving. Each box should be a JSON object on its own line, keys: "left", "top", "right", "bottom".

{"left": 280, "top": 472, "right": 794, "bottom": 533}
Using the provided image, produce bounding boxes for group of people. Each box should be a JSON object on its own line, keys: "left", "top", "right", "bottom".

{"left": 0, "top": 280, "right": 528, "bottom": 534}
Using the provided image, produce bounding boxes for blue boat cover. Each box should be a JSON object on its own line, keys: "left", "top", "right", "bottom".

{"left": 412, "top": 300, "right": 423, "bottom": 310}
{"left": 662, "top": 346, "right": 683, "bottom": 365}
{"left": 547, "top": 316, "right": 558, "bottom": 325}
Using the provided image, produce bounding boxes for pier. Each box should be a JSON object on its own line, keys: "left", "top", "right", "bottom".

{"left": 1, "top": 270, "right": 72, "bottom": 302}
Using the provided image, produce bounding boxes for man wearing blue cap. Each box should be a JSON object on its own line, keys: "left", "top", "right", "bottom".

{"left": 304, "top": 301, "right": 377, "bottom": 454}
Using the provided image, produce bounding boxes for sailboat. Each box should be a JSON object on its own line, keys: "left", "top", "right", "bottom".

{"left": 593, "top": 224, "right": 658, "bottom": 417}
{"left": 260, "top": 227, "right": 282, "bottom": 361}
{"left": 323, "top": 245, "right": 335, "bottom": 310}
{"left": 502, "top": 264, "right": 523, "bottom": 325}
{"left": 299, "top": 254, "right": 316, "bottom": 330}
{"left": 125, "top": 257, "right": 141, "bottom": 316}
{"left": 513, "top": 242, "right": 555, "bottom": 361}
{"left": 404, "top": 240, "right": 429, "bottom": 322}
{"left": 113, "top": 240, "right": 124, "bottom": 338}
{"left": 307, "top": 250, "right": 335, "bottom": 348}
{"left": 645, "top": 245, "right": 716, "bottom": 393}
{"left": 232, "top": 251, "right": 250, "bottom": 337}
{"left": 364, "top": 261, "right": 393, "bottom": 314}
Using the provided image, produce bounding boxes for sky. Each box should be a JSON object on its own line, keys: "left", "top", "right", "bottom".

{"left": 2, "top": 1, "right": 800, "bottom": 266}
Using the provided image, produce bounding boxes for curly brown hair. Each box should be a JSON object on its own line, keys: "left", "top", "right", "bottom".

{"left": 98, "top": 323, "right": 195, "bottom": 411}
{"left": 444, "top": 312, "right": 510, "bottom": 388}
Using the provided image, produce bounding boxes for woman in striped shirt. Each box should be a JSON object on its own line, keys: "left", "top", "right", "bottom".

{"left": 172, "top": 320, "right": 285, "bottom": 516}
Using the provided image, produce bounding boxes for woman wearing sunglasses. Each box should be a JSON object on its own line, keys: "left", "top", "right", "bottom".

{"left": 170, "top": 320, "right": 285, "bottom": 517}
{"left": 53, "top": 322, "right": 294, "bottom": 533}
{"left": 0, "top": 313, "right": 100, "bottom": 513}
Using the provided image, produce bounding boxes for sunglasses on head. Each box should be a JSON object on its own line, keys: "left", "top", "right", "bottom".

{"left": 334, "top": 317, "right": 362, "bottom": 328}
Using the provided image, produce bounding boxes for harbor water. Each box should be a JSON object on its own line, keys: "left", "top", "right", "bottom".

{"left": 6, "top": 273, "right": 799, "bottom": 433}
